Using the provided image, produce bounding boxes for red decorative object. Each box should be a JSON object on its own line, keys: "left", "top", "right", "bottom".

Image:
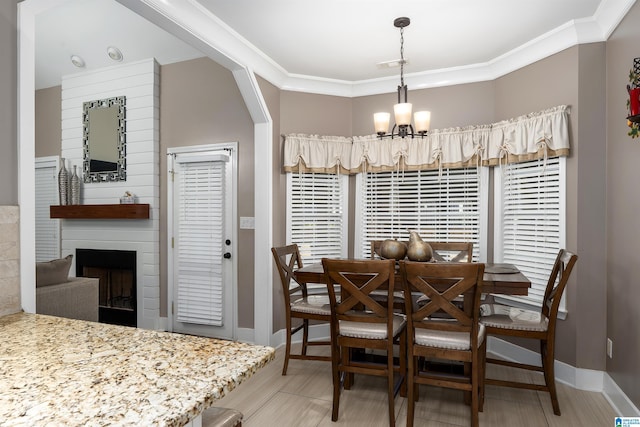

{"left": 629, "top": 87, "right": 640, "bottom": 117}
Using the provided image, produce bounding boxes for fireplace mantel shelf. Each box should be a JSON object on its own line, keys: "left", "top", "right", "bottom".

{"left": 50, "top": 204, "right": 150, "bottom": 219}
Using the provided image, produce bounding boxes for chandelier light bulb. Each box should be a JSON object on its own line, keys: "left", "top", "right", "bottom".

{"left": 414, "top": 111, "right": 431, "bottom": 133}
{"left": 374, "top": 112, "right": 391, "bottom": 135}
{"left": 394, "top": 103, "right": 412, "bottom": 126}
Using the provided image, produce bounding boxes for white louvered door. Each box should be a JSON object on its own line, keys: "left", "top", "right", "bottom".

{"left": 169, "top": 148, "right": 234, "bottom": 339}
{"left": 35, "top": 157, "right": 60, "bottom": 262}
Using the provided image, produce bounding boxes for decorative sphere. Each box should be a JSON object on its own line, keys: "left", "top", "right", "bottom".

{"left": 379, "top": 239, "right": 407, "bottom": 260}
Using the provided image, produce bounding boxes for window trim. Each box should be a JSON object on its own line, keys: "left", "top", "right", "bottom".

{"left": 493, "top": 157, "right": 567, "bottom": 317}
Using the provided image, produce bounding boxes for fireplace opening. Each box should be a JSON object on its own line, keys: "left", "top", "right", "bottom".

{"left": 76, "top": 249, "right": 136, "bottom": 327}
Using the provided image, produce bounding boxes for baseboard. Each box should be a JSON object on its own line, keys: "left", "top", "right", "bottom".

{"left": 603, "top": 373, "right": 640, "bottom": 416}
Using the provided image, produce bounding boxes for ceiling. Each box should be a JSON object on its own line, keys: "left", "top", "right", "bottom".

{"left": 35, "top": 0, "right": 631, "bottom": 93}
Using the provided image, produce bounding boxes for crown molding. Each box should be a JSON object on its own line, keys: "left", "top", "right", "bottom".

{"left": 119, "top": 0, "right": 635, "bottom": 98}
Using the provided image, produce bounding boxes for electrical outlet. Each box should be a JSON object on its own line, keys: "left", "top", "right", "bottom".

{"left": 607, "top": 338, "right": 613, "bottom": 358}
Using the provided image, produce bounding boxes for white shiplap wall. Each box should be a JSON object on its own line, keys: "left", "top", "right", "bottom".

{"left": 60, "top": 59, "right": 160, "bottom": 330}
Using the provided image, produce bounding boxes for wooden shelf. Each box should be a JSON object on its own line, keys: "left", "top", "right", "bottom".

{"left": 50, "top": 204, "right": 150, "bottom": 219}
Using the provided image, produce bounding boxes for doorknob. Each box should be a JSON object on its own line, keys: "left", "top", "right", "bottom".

{"left": 223, "top": 252, "right": 231, "bottom": 259}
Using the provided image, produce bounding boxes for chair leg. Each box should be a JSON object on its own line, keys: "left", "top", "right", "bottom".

{"left": 471, "top": 348, "right": 480, "bottom": 427}
{"left": 301, "top": 319, "right": 309, "bottom": 355}
{"left": 331, "top": 343, "right": 341, "bottom": 421}
{"left": 406, "top": 354, "right": 416, "bottom": 427}
{"left": 479, "top": 339, "right": 486, "bottom": 412}
{"left": 343, "top": 348, "right": 353, "bottom": 390}
{"left": 387, "top": 348, "right": 396, "bottom": 427}
{"left": 282, "top": 322, "right": 292, "bottom": 376}
{"left": 541, "top": 339, "right": 561, "bottom": 416}
{"left": 399, "top": 331, "right": 407, "bottom": 398}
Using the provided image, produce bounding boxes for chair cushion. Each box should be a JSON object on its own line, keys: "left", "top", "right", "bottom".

{"left": 339, "top": 313, "right": 406, "bottom": 339}
{"left": 414, "top": 323, "right": 485, "bottom": 350}
{"left": 480, "top": 304, "right": 548, "bottom": 332}
{"left": 35, "top": 254, "right": 73, "bottom": 288}
{"left": 370, "top": 290, "right": 405, "bottom": 304}
{"left": 290, "top": 294, "right": 331, "bottom": 315}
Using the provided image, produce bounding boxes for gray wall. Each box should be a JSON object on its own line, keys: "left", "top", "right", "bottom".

{"left": 35, "top": 86, "right": 62, "bottom": 158}
{"left": 0, "top": 1, "right": 18, "bottom": 205}
{"left": 606, "top": 0, "right": 640, "bottom": 407}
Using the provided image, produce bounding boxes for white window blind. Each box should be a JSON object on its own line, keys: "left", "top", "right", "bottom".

{"left": 356, "top": 168, "right": 486, "bottom": 260}
{"left": 494, "top": 157, "right": 565, "bottom": 308}
{"left": 35, "top": 158, "right": 60, "bottom": 262}
{"left": 286, "top": 172, "right": 348, "bottom": 265}
{"left": 175, "top": 157, "right": 227, "bottom": 326}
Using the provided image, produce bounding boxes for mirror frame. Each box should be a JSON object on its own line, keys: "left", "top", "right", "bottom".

{"left": 82, "top": 96, "right": 126, "bottom": 182}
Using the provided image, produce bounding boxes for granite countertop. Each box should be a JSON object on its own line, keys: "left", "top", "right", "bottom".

{"left": 0, "top": 312, "right": 275, "bottom": 426}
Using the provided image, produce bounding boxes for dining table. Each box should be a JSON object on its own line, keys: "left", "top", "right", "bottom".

{"left": 294, "top": 261, "right": 531, "bottom": 297}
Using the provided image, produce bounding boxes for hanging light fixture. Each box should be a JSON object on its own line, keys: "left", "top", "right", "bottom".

{"left": 374, "top": 17, "right": 431, "bottom": 139}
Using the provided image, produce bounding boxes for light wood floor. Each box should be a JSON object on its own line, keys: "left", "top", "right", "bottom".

{"left": 210, "top": 344, "right": 616, "bottom": 427}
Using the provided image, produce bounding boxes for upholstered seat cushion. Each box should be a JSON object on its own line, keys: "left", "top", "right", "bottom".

{"left": 414, "top": 323, "right": 486, "bottom": 350}
{"left": 480, "top": 304, "right": 549, "bottom": 332}
{"left": 370, "top": 290, "right": 405, "bottom": 304}
{"left": 339, "top": 313, "right": 406, "bottom": 339}
{"left": 290, "top": 294, "right": 331, "bottom": 315}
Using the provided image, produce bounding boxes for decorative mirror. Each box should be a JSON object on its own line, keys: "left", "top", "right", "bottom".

{"left": 83, "top": 96, "right": 126, "bottom": 182}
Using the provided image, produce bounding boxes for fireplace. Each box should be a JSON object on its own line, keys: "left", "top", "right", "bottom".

{"left": 76, "top": 249, "right": 137, "bottom": 327}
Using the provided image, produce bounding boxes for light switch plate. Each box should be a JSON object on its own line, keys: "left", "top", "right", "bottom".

{"left": 240, "top": 216, "right": 255, "bottom": 229}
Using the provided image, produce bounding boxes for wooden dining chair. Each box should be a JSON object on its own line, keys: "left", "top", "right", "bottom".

{"left": 400, "top": 261, "right": 486, "bottom": 427}
{"left": 480, "top": 249, "right": 578, "bottom": 416}
{"left": 271, "top": 244, "right": 331, "bottom": 375}
{"left": 429, "top": 241, "right": 474, "bottom": 262}
{"left": 322, "top": 258, "right": 407, "bottom": 427}
{"left": 415, "top": 242, "right": 474, "bottom": 313}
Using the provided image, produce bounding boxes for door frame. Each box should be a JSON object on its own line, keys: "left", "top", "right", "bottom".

{"left": 166, "top": 142, "right": 238, "bottom": 339}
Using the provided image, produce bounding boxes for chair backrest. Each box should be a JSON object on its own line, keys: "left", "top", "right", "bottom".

{"left": 322, "top": 258, "right": 396, "bottom": 328}
{"left": 542, "top": 249, "right": 578, "bottom": 321}
{"left": 428, "top": 242, "right": 474, "bottom": 262}
{"left": 271, "top": 244, "right": 306, "bottom": 306}
{"left": 400, "top": 261, "right": 485, "bottom": 341}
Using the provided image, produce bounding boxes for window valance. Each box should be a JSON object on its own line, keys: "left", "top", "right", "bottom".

{"left": 283, "top": 105, "right": 570, "bottom": 174}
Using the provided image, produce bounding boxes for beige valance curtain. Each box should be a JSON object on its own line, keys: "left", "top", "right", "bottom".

{"left": 283, "top": 105, "right": 570, "bottom": 174}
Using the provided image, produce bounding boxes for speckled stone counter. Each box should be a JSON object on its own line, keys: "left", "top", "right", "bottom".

{"left": 0, "top": 312, "right": 275, "bottom": 426}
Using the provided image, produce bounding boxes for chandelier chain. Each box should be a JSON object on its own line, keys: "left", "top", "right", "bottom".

{"left": 399, "top": 26, "right": 405, "bottom": 88}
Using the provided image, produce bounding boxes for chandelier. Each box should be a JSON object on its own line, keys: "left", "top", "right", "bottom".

{"left": 374, "top": 17, "right": 431, "bottom": 139}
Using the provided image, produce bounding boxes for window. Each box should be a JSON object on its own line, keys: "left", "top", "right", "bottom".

{"left": 355, "top": 167, "right": 488, "bottom": 261}
{"left": 286, "top": 172, "right": 349, "bottom": 265}
{"left": 494, "top": 157, "right": 565, "bottom": 310}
